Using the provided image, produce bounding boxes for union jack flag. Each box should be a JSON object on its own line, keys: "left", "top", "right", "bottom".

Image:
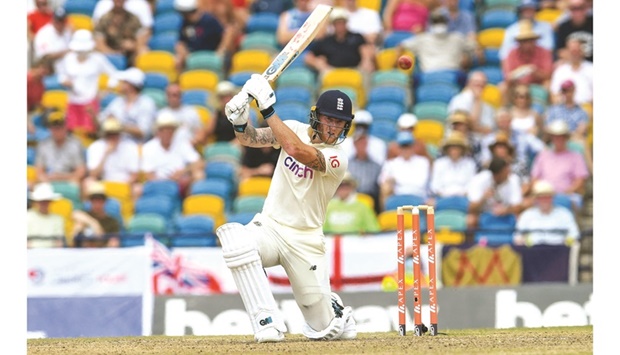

{"left": 147, "top": 234, "right": 222, "bottom": 295}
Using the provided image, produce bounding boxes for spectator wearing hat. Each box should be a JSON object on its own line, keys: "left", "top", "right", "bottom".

{"left": 429, "top": 130, "right": 476, "bottom": 201}
{"left": 33, "top": 7, "right": 71, "bottom": 71}
{"left": 72, "top": 181, "right": 122, "bottom": 248}
{"left": 447, "top": 71, "right": 496, "bottom": 136}
{"left": 341, "top": 109, "right": 387, "bottom": 165}
{"left": 397, "top": 8, "right": 476, "bottom": 75}
{"left": 323, "top": 171, "right": 381, "bottom": 235}
{"left": 544, "top": 79, "right": 590, "bottom": 165}
{"left": 304, "top": 7, "right": 375, "bottom": 78}
{"left": 206, "top": 80, "right": 240, "bottom": 143}
{"left": 347, "top": 128, "right": 383, "bottom": 215}
{"left": 84, "top": 117, "right": 141, "bottom": 198}
{"left": 159, "top": 83, "right": 206, "bottom": 147}
{"left": 378, "top": 130, "right": 431, "bottom": 210}
{"left": 466, "top": 156, "right": 524, "bottom": 233}
{"left": 34, "top": 112, "right": 87, "bottom": 187}
{"left": 499, "top": 0, "right": 555, "bottom": 61}
{"left": 529, "top": 119, "right": 589, "bottom": 210}
{"left": 445, "top": 110, "right": 484, "bottom": 169}
{"left": 94, "top": 0, "right": 150, "bottom": 66}
{"left": 98, "top": 67, "right": 158, "bottom": 143}
{"left": 174, "top": 0, "right": 229, "bottom": 73}
{"left": 56, "top": 30, "right": 120, "bottom": 136}
{"left": 341, "top": 0, "right": 383, "bottom": 45}
{"left": 499, "top": 19, "right": 554, "bottom": 105}
{"left": 555, "top": 0, "right": 593, "bottom": 63}
{"left": 514, "top": 180, "right": 580, "bottom": 246}
{"left": 141, "top": 112, "right": 205, "bottom": 195}
{"left": 27, "top": 182, "right": 65, "bottom": 248}
{"left": 549, "top": 37, "right": 593, "bottom": 106}
{"left": 387, "top": 113, "right": 430, "bottom": 161}
{"left": 382, "top": 0, "right": 430, "bottom": 34}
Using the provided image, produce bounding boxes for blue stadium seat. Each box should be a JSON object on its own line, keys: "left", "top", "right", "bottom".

{"left": 369, "top": 120, "right": 398, "bottom": 142}
{"left": 365, "top": 102, "right": 405, "bottom": 124}
{"left": 63, "top": 0, "right": 97, "bottom": 15}
{"left": 144, "top": 72, "right": 170, "bottom": 91}
{"left": 477, "top": 65, "right": 504, "bottom": 85}
{"left": 142, "top": 180, "right": 181, "bottom": 212}
{"left": 480, "top": 9, "right": 518, "bottom": 30}
{"left": 27, "top": 146, "right": 36, "bottom": 165}
{"left": 383, "top": 31, "right": 413, "bottom": 48}
{"left": 148, "top": 32, "right": 178, "bottom": 53}
{"left": 228, "top": 71, "right": 253, "bottom": 87}
{"left": 189, "top": 178, "right": 235, "bottom": 210}
{"left": 367, "top": 86, "right": 410, "bottom": 107}
{"left": 246, "top": 12, "right": 280, "bottom": 33}
{"left": 484, "top": 48, "right": 501, "bottom": 66}
{"left": 181, "top": 89, "right": 210, "bottom": 108}
{"left": 275, "top": 86, "right": 313, "bottom": 106}
{"left": 474, "top": 212, "right": 516, "bottom": 245}
{"left": 385, "top": 194, "right": 426, "bottom": 212}
{"left": 435, "top": 196, "right": 469, "bottom": 213}
{"left": 553, "top": 193, "right": 574, "bottom": 211}
{"left": 417, "top": 70, "right": 460, "bottom": 86}
{"left": 274, "top": 102, "right": 309, "bottom": 123}
{"left": 415, "top": 83, "right": 460, "bottom": 104}
{"left": 105, "top": 53, "right": 127, "bottom": 70}
{"left": 205, "top": 161, "right": 238, "bottom": 186}
{"left": 225, "top": 212, "right": 256, "bottom": 225}
{"left": 153, "top": 12, "right": 182, "bottom": 35}
{"left": 134, "top": 195, "right": 176, "bottom": 223}
{"left": 172, "top": 215, "right": 218, "bottom": 247}
{"left": 43, "top": 75, "right": 65, "bottom": 91}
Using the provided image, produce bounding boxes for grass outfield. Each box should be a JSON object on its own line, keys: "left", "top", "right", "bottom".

{"left": 28, "top": 326, "right": 592, "bottom": 354}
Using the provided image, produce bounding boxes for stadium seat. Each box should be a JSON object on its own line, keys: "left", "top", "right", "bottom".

{"left": 479, "top": 9, "right": 518, "bottom": 30}
{"left": 134, "top": 195, "right": 176, "bottom": 223}
{"left": 356, "top": 192, "right": 375, "bottom": 211}
{"left": 141, "top": 180, "right": 180, "bottom": 207}
{"left": 225, "top": 212, "right": 257, "bottom": 225}
{"left": 63, "top": 0, "right": 97, "bottom": 15}
{"left": 357, "top": 0, "right": 381, "bottom": 11}
{"left": 483, "top": 48, "right": 501, "bottom": 66}
{"left": 529, "top": 84, "right": 549, "bottom": 106}
{"left": 238, "top": 177, "right": 271, "bottom": 197}
{"left": 142, "top": 88, "right": 168, "bottom": 109}
{"left": 43, "top": 75, "right": 64, "bottom": 91}
{"left": 321, "top": 69, "right": 365, "bottom": 107}
{"left": 181, "top": 89, "right": 210, "bottom": 108}
{"left": 435, "top": 196, "right": 470, "bottom": 213}
{"left": 179, "top": 70, "right": 219, "bottom": 92}
{"left": 415, "top": 83, "right": 460, "bottom": 104}
{"left": 377, "top": 209, "right": 427, "bottom": 233}
{"left": 51, "top": 181, "right": 82, "bottom": 210}
{"left": 481, "top": 84, "right": 502, "bottom": 109}
{"left": 413, "top": 102, "right": 449, "bottom": 122}
{"left": 205, "top": 160, "right": 238, "bottom": 185}
{"left": 152, "top": 12, "right": 182, "bottom": 35}
{"left": 233, "top": 195, "right": 266, "bottom": 214}
{"left": 369, "top": 120, "right": 398, "bottom": 142}
{"left": 477, "top": 28, "right": 506, "bottom": 49}
{"left": 483, "top": 0, "right": 519, "bottom": 11}
{"left": 41, "top": 90, "right": 69, "bottom": 113}
{"left": 102, "top": 181, "right": 134, "bottom": 222}
{"left": 240, "top": 31, "right": 279, "bottom": 53}
{"left": 414, "top": 120, "right": 445, "bottom": 146}
{"left": 384, "top": 194, "right": 426, "bottom": 212}
{"left": 148, "top": 32, "right": 178, "bottom": 53}
{"left": 366, "top": 102, "right": 405, "bottom": 124}
{"left": 135, "top": 51, "right": 177, "bottom": 82}
{"left": 68, "top": 13, "right": 94, "bottom": 31}
{"left": 105, "top": 53, "right": 127, "bottom": 70}
{"left": 245, "top": 12, "right": 279, "bottom": 33}
{"left": 275, "top": 86, "right": 313, "bottom": 106}
{"left": 27, "top": 165, "right": 37, "bottom": 185}
{"left": 172, "top": 215, "right": 218, "bottom": 247}
{"left": 477, "top": 65, "right": 504, "bottom": 85}
{"left": 273, "top": 102, "right": 309, "bottom": 123}
{"left": 49, "top": 197, "right": 74, "bottom": 245}
{"left": 127, "top": 213, "right": 167, "bottom": 233}
{"left": 435, "top": 210, "right": 467, "bottom": 244}
{"left": 189, "top": 178, "right": 234, "bottom": 211}
{"left": 204, "top": 141, "right": 243, "bottom": 164}
{"left": 228, "top": 71, "right": 253, "bottom": 88}
{"left": 474, "top": 212, "right": 516, "bottom": 245}
{"left": 371, "top": 70, "right": 410, "bottom": 88}
{"left": 417, "top": 70, "right": 460, "bottom": 87}
{"left": 182, "top": 194, "right": 226, "bottom": 227}
{"left": 230, "top": 49, "right": 273, "bottom": 75}
{"left": 185, "top": 51, "right": 224, "bottom": 75}
{"left": 144, "top": 72, "right": 170, "bottom": 91}
{"left": 535, "top": 8, "right": 563, "bottom": 25}
{"left": 367, "top": 85, "right": 410, "bottom": 108}
{"left": 276, "top": 67, "right": 316, "bottom": 89}
{"left": 27, "top": 146, "right": 36, "bottom": 165}
{"left": 382, "top": 31, "right": 413, "bottom": 49}
{"left": 375, "top": 48, "right": 415, "bottom": 73}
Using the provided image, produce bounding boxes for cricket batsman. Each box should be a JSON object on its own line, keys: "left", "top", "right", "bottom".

{"left": 216, "top": 74, "right": 357, "bottom": 342}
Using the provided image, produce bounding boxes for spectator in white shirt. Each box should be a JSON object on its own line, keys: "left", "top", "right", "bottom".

{"left": 341, "top": 109, "right": 387, "bottom": 165}
{"left": 84, "top": 118, "right": 141, "bottom": 197}
{"left": 342, "top": 0, "right": 382, "bottom": 45}
{"left": 158, "top": 83, "right": 206, "bottom": 147}
{"left": 98, "top": 67, "right": 158, "bottom": 143}
{"left": 430, "top": 131, "right": 476, "bottom": 201}
{"left": 33, "top": 7, "right": 71, "bottom": 72}
{"left": 57, "top": 30, "right": 119, "bottom": 136}
{"left": 549, "top": 37, "right": 593, "bottom": 105}
{"left": 514, "top": 180, "right": 580, "bottom": 246}
{"left": 141, "top": 112, "right": 205, "bottom": 195}
{"left": 448, "top": 70, "right": 496, "bottom": 135}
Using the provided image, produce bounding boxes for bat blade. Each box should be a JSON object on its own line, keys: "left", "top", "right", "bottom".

{"left": 262, "top": 4, "right": 333, "bottom": 83}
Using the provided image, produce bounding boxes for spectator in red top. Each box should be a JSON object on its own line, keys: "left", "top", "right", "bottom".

{"left": 27, "top": 0, "right": 53, "bottom": 41}
{"left": 499, "top": 19, "right": 553, "bottom": 106}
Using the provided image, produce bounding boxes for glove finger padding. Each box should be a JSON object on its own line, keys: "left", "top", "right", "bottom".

{"left": 225, "top": 91, "right": 250, "bottom": 127}
{"left": 243, "top": 74, "right": 276, "bottom": 110}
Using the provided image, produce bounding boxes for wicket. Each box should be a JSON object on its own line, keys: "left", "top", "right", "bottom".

{"left": 397, "top": 205, "right": 438, "bottom": 336}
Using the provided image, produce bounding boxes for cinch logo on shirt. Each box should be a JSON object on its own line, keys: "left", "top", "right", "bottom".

{"left": 284, "top": 156, "right": 314, "bottom": 179}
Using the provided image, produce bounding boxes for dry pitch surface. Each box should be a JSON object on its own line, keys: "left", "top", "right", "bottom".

{"left": 29, "top": 326, "right": 592, "bottom": 354}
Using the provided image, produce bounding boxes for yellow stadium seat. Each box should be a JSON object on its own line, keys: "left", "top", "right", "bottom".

{"left": 179, "top": 70, "right": 219, "bottom": 92}
{"left": 477, "top": 28, "right": 506, "bottom": 48}
{"left": 535, "top": 9, "right": 563, "bottom": 25}
{"left": 49, "top": 197, "right": 74, "bottom": 246}
{"left": 435, "top": 228, "right": 465, "bottom": 245}
{"left": 378, "top": 210, "right": 412, "bottom": 231}
{"left": 414, "top": 120, "right": 445, "bottom": 146}
{"left": 238, "top": 176, "right": 272, "bottom": 197}
{"left": 482, "top": 84, "right": 502, "bottom": 108}
{"left": 135, "top": 51, "right": 177, "bottom": 82}
{"left": 27, "top": 165, "right": 37, "bottom": 185}
{"left": 375, "top": 48, "right": 415, "bottom": 74}
{"left": 183, "top": 194, "right": 226, "bottom": 227}
{"left": 41, "top": 90, "right": 69, "bottom": 113}
{"left": 68, "top": 14, "right": 94, "bottom": 31}
{"left": 357, "top": 192, "right": 375, "bottom": 211}
{"left": 321, "top": 68, "right": 367, "bottom": 108}
{"left": 230, "top": 49, "right": 273, "bottom": 75}
{"left": 102, "top": 181, "right": 134, "bottom": 222}
{"left": 357, "top": 0, "right": 381, "bottom": 12}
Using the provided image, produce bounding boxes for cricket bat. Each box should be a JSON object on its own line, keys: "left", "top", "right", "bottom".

{"left": 262, "top": 4, "right": 333, "bottom": 83}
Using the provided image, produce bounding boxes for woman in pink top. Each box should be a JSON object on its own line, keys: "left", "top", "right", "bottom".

{"left": 383, "top": 0, "right": 431, "bottom": 34}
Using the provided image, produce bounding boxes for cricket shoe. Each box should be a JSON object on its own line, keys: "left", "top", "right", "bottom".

{"left": 254, "top": 326, "right": 284, "bottom": 343}
{"left": 331, "top": 292, "right": 357, "bottom": 340}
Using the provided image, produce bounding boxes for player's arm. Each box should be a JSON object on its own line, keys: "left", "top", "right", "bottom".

{"left": 234, "top": 125, "right": 278, "bottom": 148}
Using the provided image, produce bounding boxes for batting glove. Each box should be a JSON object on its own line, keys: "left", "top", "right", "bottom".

{"left": 225, "top": 91, "right": 250, "bottom": 132}
{"left": 243, "top": 74, "right": 276, "bottom": 118}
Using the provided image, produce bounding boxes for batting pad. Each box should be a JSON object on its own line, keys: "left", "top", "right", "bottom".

{"left": 216, "top": 223, "right": 286, "bottom": 334}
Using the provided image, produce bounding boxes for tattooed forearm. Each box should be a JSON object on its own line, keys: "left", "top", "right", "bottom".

{"left": 236, "top": 126, "right": 278, "bottom": 147}
{"left": 306, "top": 148, "right": 326, "bottom": 172}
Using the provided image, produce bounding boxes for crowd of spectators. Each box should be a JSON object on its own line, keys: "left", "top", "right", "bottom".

{"left": 26, "top": 0, "right": 593, "bottom": 249}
